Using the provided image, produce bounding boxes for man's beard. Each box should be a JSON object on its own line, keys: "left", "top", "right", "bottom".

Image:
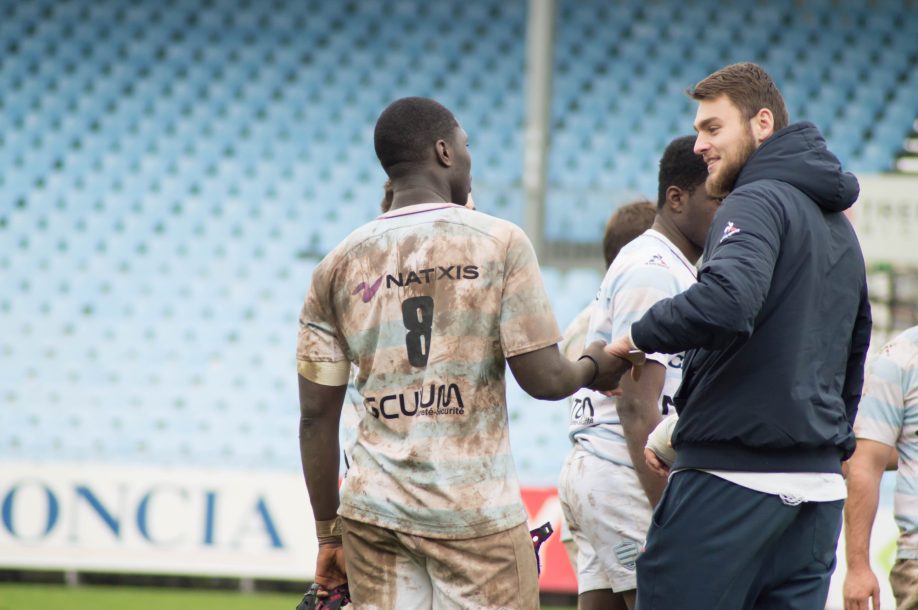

{"left": 707, "top": 129, "right": 757, "bottom": 198}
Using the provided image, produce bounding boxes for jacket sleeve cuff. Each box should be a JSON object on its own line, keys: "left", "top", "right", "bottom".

{"left": 630, "top": 320, "right": 653, "bottom": 354}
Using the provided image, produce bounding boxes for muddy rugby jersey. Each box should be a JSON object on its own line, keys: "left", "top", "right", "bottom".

{"left": 297, "top": 203, "right": 561, "bottom": 538}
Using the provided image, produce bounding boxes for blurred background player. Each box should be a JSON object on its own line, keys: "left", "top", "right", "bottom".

{"left": 296, "top": 97, "right": 625, "bottom": 609}
{"left": 557, "top": 199, "right": 656, "bottom": 570}
{"left": 606, "top": 62, "right": 871, "bottom": 610}
{"left": 558, "top": 136, "right": 718, "bottom": 610}
{"left": 558, "top": 200, "right": 657, "bottom": 367}
{"left": 844, "top": 325, "right": 918, "bottom": 610}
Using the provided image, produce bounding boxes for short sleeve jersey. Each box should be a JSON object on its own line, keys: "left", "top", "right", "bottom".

{"left": 297, "top": 203, "right": 562, "bottom": 539}
{"left": 567, "top": 229, "right": 697, "bottom": 465}
{"left": 854, "top": 326, "right": 918, "bottom": 559}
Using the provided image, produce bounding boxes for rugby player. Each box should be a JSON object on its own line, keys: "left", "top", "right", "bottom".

{"left": 557, "top": 200, "right": 655, "bottom": 571}
{"left": 297, "top": 97, "right": 625, "bottom": 609}
{"left": 844, "top": 326, "right": 918, "bottom": 610}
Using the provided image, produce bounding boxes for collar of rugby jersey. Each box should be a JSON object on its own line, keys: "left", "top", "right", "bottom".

{"left": 378, "top": 202, "right": 467, "bottom": 220}
{"left": 643, "top": 228, "right": 698, "bottom": 279}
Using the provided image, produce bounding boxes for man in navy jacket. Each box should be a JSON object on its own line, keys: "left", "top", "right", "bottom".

{"left": 606, "top": 63, "right": 872, "bottom": 609}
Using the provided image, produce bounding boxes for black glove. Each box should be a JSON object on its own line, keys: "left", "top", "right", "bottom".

{"left": 530, "top": 521, "right": 554, "bottom": 575}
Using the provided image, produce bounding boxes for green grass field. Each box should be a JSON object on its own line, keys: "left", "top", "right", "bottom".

{"left": 0, "top": 584, "right": 576, "bottom": 609}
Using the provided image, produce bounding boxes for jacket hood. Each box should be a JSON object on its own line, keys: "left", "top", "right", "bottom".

{"left": 734, "top": 122, "right": 859, "bottom": 213}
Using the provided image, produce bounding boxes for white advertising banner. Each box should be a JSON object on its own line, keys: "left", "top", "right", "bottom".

{"left": 0, "top": 461, "right": 317, "bottom": 579}
{"left": 850, "top": 174, "right": 918, "bottom": 266}
{"left": 0, "top": 461, "right": 903, "bottom": 610}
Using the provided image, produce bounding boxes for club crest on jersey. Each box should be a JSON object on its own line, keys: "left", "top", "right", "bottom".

{"left": 352, "top": 275, "right": 384, "bottom": 303}
{"left": 646, "top": 254, "right": 669, "bottom": 268}
{"left": 720, "top": 221, "right": 741, "bottom": 242}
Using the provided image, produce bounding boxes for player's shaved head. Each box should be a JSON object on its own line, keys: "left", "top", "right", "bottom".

{"left": 374, "top": 97, "right": 460, "bottom": 177}
{"left": 657, "top": 135, "right": 708, "bottom": 208}
{"left": 603, "top": 200, "right": 656, "bottom": 267}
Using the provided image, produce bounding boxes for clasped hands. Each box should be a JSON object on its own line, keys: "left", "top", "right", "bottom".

{"left": 581, "top": 335, "right": 647, "bottom": 393}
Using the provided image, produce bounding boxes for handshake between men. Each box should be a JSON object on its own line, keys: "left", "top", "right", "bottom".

{"left": 578, "top": 338, "right": 644, "bottom": 393}
{"left": 578, "top": 334, "right": 647, "bottom": 394}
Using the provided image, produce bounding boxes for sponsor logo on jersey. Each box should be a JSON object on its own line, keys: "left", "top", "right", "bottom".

{"left": 351, "top": 265, "right": 479, "bottom": 301}
{"left": 385, "top": 265, "right": 479, "bottom": 289}
{"left": 366, "top": 383, "right": 465, "bottom": 419}
{"left": 720, "top": 221, "right": 741, "bottom": 242}
{"left": 571, "top": 396, "right": 594, "bottom": 424}
{"left": 646, "top": 254, "right": 669, "bottom": 268}
{"left": 352, "top": 275, "right": 384, "bottom": 302}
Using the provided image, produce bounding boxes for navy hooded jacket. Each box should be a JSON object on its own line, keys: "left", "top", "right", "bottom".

{"left": 631, "top": 122, "right": 871, "bottom": 474}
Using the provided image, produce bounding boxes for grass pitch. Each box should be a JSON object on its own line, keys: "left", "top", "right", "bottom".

{"left": 0, "top": 583, "right": 577, "bottom": 609}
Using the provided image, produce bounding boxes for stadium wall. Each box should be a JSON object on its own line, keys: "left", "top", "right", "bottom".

{"left": 851, "top": 174, "right": 918, "bottom": 267}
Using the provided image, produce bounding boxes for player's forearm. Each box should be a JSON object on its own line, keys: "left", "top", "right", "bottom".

{"left": 535, "top": 358, "right": 595, "bottom": 400}
{"left": 299, "top": 412, "right": 341, "bottom": 521}
{"left": 618, "top": 396, "right": 665, "bottom": 506}
{"left": 513, "top": 340, "right": 628, "bottom": 399}
{"left": 843, "top": 465, "right": 882, "bottom": 568}
{"left": 297, "top": 375, "right": 347, "bottom": 522}
{"left": 509, "top": 346, "right": 595, "bottom": 400}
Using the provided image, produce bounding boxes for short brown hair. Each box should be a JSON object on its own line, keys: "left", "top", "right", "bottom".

{"left": 603, "top": 200, "right": 656, "bottom": 267}
{"left": 690, "top": 62, "right": 789, "bottom": 131}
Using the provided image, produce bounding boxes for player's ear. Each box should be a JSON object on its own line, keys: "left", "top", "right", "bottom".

{"left": 665, "top": 185, "right": 684, "bottom": 212}
{"left": 435, "top": 139, "right": 452, "bottom": 167}
{"left": 750, "top": 108, "right": 774, "bottom": 143}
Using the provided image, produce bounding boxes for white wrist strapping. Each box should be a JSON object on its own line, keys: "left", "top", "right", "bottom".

{"left": 645, "top": 414, "right": 679, "bottom": 466}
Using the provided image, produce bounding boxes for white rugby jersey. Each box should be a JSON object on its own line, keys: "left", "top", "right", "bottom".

{"left": 854, "top": 326, "right": 918, "bottom": 560}
{"left": 568, "top": 229, "right": 696, "bottom": 466}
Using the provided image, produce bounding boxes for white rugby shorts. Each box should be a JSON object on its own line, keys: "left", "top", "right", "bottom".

{"left": 558, "top": 446, "right": 652, "bottom": 594}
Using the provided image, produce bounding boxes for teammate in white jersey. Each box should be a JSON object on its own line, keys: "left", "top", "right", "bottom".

{"left": 558, "top": 136, "right": 720, "bottom": 610}
{"left": 558, "top": 200, "right": 656, "bottom": 570}
{"left": 844, "top": 325, "right": 918, "bottom": 610}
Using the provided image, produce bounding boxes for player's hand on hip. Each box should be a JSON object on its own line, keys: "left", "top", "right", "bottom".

{"left": 843, "top": 564, "right": 881, "bottom": 610}
{"left": 315, "top": 540, "right": 348, "bottom": 593}
{"left": 582, "top": 340, "right": 629, "bottom": 392}
{"left": 644, "top": 447, "right": 671, "bottom": 479}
